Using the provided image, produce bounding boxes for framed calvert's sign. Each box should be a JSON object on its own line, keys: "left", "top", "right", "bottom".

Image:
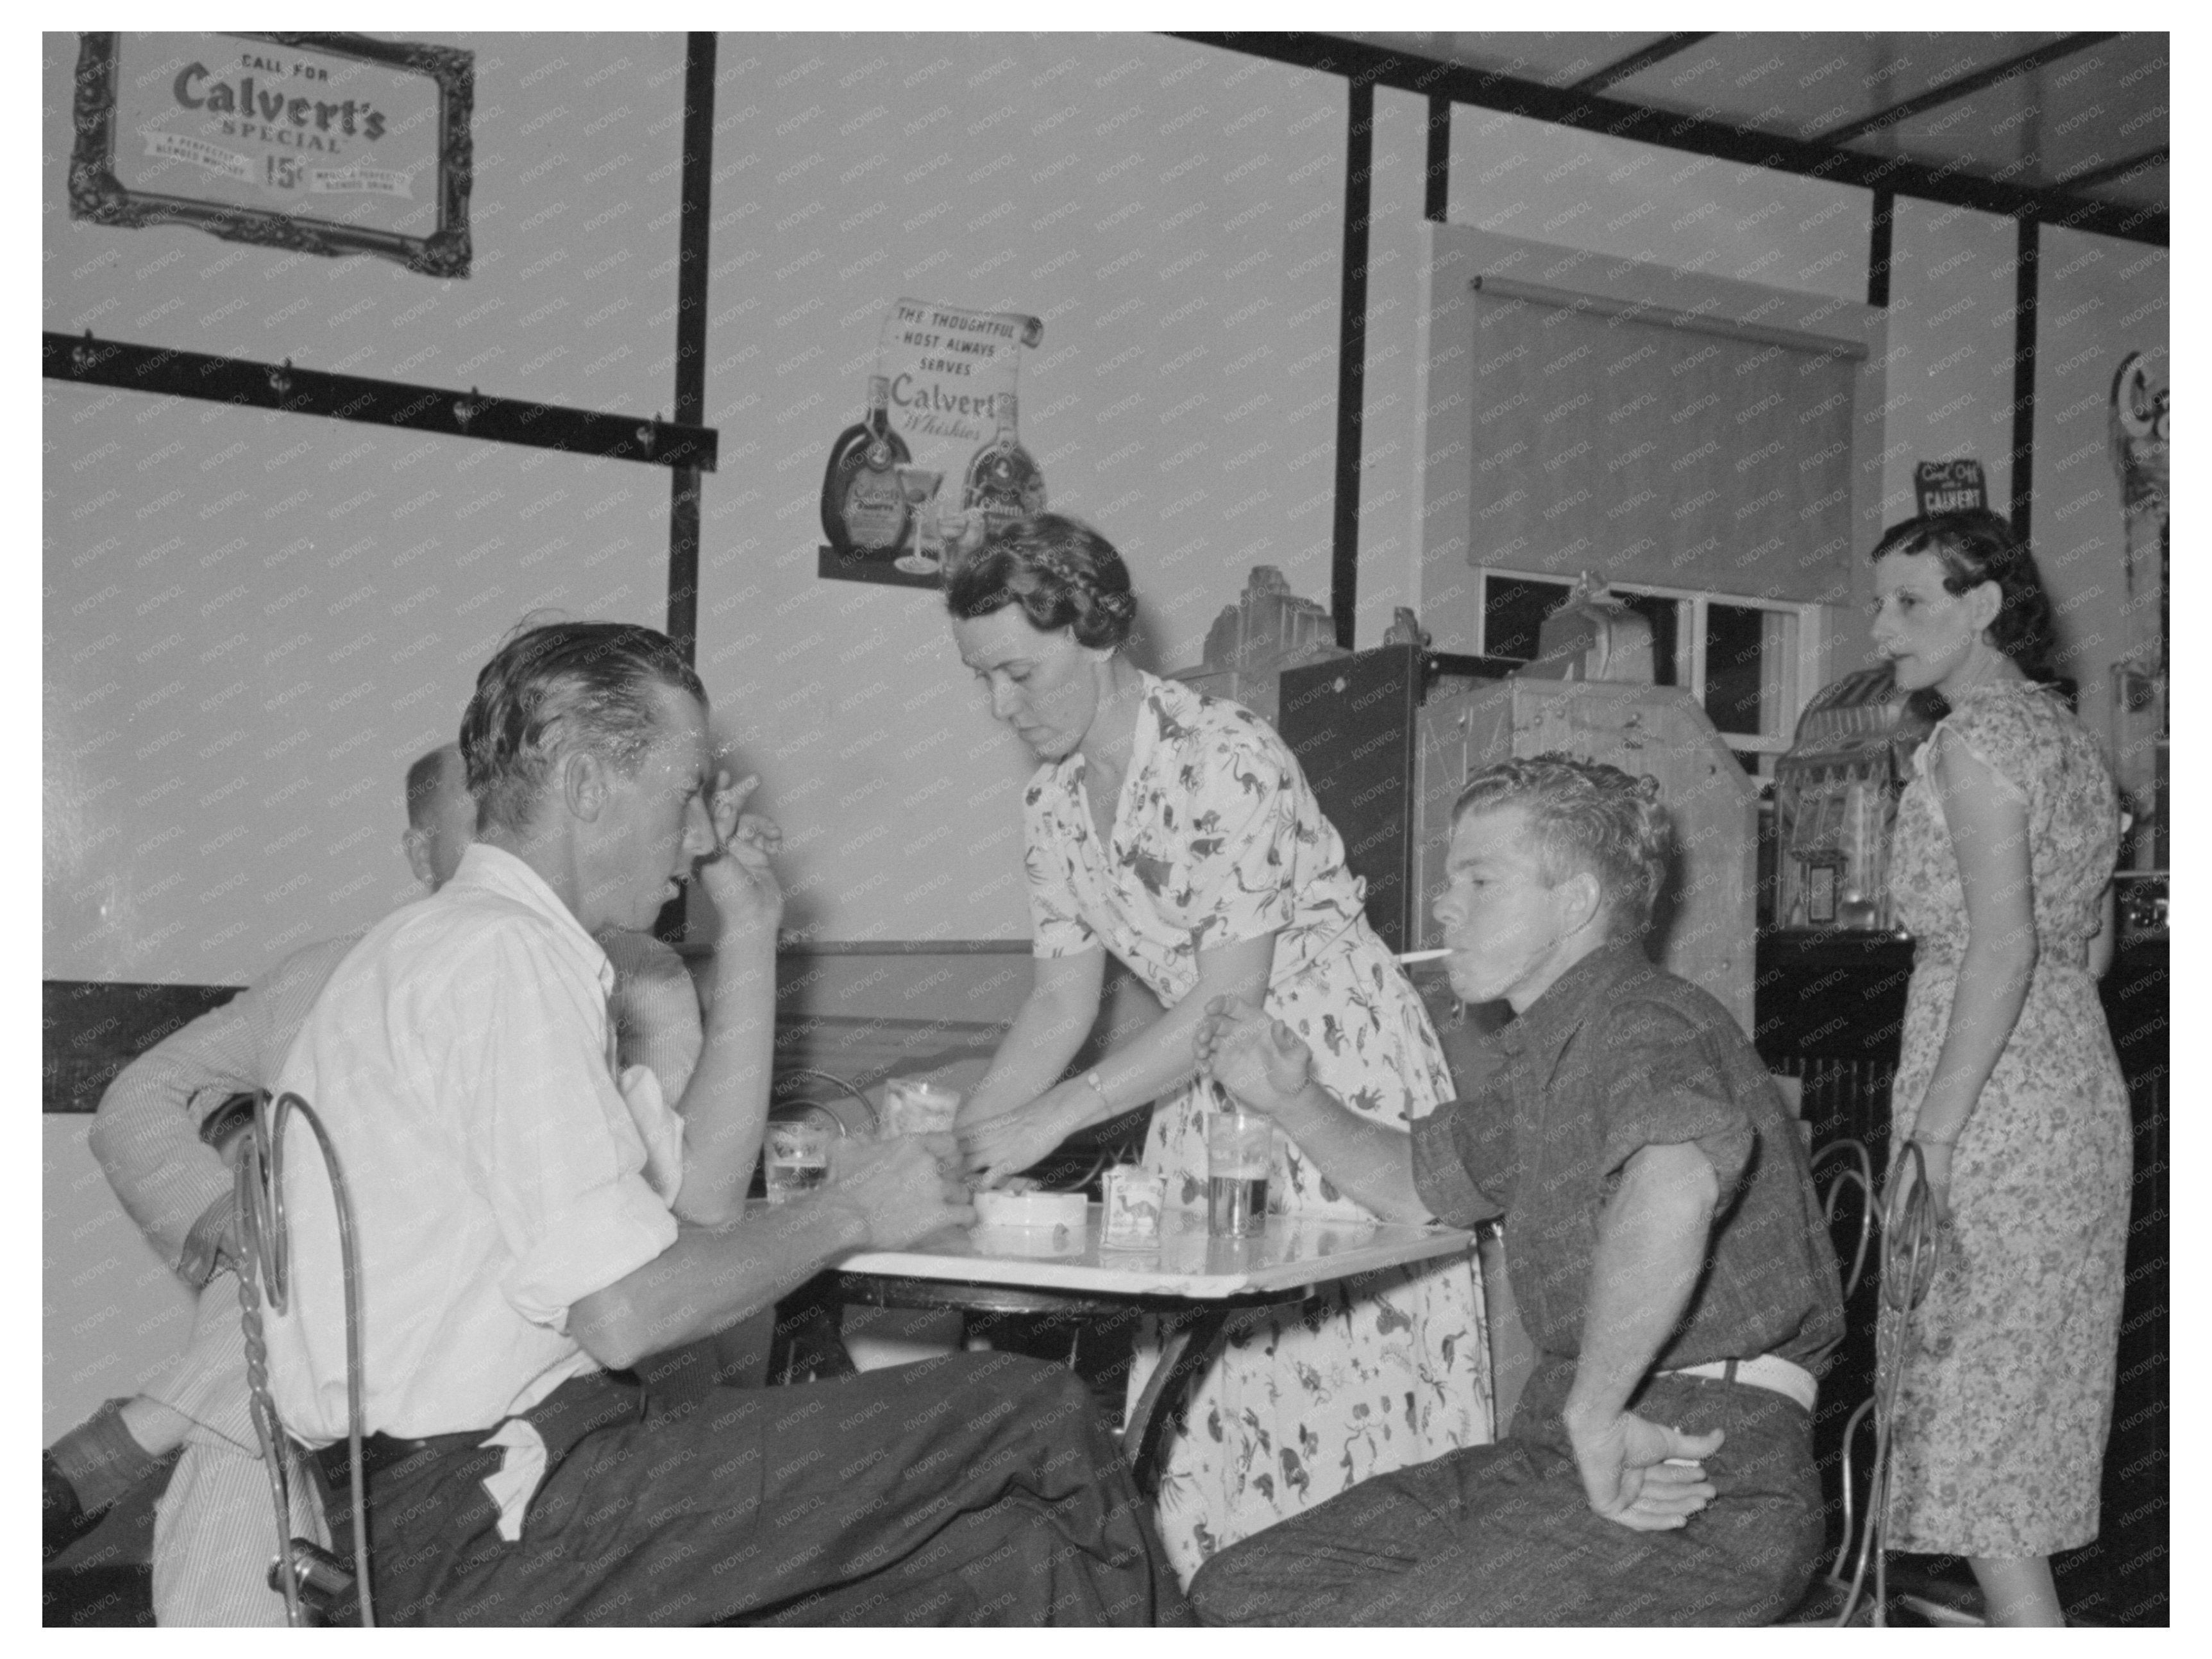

{"left": 69, "top": 31, "right": 473, "bottom": 278}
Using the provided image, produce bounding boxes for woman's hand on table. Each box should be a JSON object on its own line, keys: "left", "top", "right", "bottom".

{"left": 695, "top": 771, "right": 783, "bottom": 939}
{"left": 958, "top": 1085, "right": 1090, "bottom": 1189}
{"left": 1195, "top": 993, "right": 1313, "bottom": 1119}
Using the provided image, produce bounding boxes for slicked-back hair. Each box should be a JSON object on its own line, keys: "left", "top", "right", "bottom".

{"left": 1870, "top": 509, "right": 2056, "bottom": 681}
{"left": 404, "top": 745, "right": 464, "bottom": 831}
{"left": 460, "top": 622, "right": 706, "bottom": 835}
{"left": 943, "top": 512, "right": 1138, "bottom": 650}
{"left": 1451, "top": 754, "right": 1672, "bottom": 943}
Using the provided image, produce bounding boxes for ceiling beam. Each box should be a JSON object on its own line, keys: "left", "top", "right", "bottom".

{"left": 1814, "top": 33, "right": 2117, "bottom": 146}
{"left": 1567, "top": 33, "right": 1712, "bottom": 96}
{"left": 1169, "top": 32, "right": 2165, "bottom": 245}
{"left": 2052, "top": 144, "right": 2167, "bottom": 192}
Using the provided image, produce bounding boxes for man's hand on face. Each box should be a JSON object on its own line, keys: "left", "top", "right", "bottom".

{"left": 1563, "top": 1406, "right": 1725, "bottom": 1532}
{"left": 820, "top": 1131, "right": 974, "bottom": 1250}
{"left": 693, "top": 771, "right": 784, "bottom": 939}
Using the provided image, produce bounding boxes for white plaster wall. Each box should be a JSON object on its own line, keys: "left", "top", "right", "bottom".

{"left": 44, "top": 31, "right": 688, "bottom": 414}
{"left": 43, "top": 31, "right": 695, "bottom": 985}
{"left": 691, "top": 35, "right": 1351, "bottom": 942}
{"left": 1875, "top": 198, "right": 2023, "bottom": 531}
{"left": 45, "top": 1116, "right": 194, "bottom": 1443}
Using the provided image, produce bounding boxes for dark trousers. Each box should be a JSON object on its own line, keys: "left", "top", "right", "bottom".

{"left": 323, "top": 1351, "right": 1183, "bottom": 1626}
{"left": 1188, "top": 1357, "right": 1823, "bottom": 1626}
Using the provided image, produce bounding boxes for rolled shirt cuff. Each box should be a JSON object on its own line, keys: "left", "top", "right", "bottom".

{"left": 502, "top": 1177, "right": 680, "bottom": 1332}
{"left": 178, "top": 1191, "right": 238, "bottom": 1288}
{"left": 1409, "top": 1108, "right": 1500, "bottom": 1230}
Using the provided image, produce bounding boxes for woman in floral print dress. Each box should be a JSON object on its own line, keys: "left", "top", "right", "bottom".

{"left": 945, "top": 515, "right": 1488, "bottom": 1585}
{"left": 1868, "top": 511, "right": 2130, "bottom": 1626}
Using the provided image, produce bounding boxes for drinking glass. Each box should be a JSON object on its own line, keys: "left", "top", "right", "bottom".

{"left": 1205, "top": 1110, "right": 1272, "bottom": 1238}
{"left": 763, "top": 1118, "right": 832, "bottom": 1205}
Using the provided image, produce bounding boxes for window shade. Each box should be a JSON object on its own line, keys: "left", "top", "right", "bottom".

{"left": 1466, "top": 284, "right": 1860, "bottom": 603}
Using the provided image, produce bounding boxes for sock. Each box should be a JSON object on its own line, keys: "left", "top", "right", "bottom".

{"left": 47, "top": 1398, "right": 162, "bottom": 1517}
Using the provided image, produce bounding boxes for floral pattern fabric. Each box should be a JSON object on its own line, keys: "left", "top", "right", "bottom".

{"left": 1877, "top": 682, "right": 2132, "bottom": 1556}
{"left": 1023, "top": 672, "right": 1489, "bottom": 1584}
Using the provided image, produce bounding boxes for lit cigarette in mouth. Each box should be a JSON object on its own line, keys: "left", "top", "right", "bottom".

{"left": 1394, "top": 948, "right": 1453, "bottom": 964}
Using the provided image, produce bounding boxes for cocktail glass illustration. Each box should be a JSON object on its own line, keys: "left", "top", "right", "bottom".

{"left": 893, "top": 466, "right": 946, "bottom": 575}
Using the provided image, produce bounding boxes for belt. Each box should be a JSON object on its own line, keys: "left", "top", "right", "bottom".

{"left": 312, "top": 1427, "right": 496, "bottom": 1489}
{"left": 1659, "top": 1354, "right": 1817, "bottom": 1414}
{"left": 308, "top": 1373, "right": 649, "bottom": 1492}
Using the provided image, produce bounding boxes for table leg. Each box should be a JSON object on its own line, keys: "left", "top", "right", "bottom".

{"left": 1122, "top": 1307, "right": 1233, "bottom": 1499}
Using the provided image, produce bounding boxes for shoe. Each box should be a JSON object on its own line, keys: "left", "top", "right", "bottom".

{"left": 43, "top": 1452, "right": 103, "bottom": 1561}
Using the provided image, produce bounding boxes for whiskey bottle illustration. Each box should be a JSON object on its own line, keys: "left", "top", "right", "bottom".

{"left": 820, "top": 375, "right": 913, "bottom": 557}
{"left": 960, "top": 392, "right": 1046, "bottom": 536}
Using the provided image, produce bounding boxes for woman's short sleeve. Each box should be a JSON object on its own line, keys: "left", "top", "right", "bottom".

{"left": 1181, "top": 722, "right": 1299, "bottom": 945}
{"left": 1916, "top": 697, "right": 2039, "bottom": 807}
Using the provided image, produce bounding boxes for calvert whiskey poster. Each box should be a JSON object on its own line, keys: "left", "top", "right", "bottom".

{"left": 818, "top": 297, "right": 1046, "bottom": 590}
{"left": 70, "top": 31, "right": 473, "bottom": 277}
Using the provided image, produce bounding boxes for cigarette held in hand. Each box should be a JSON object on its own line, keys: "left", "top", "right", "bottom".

{"left": 1393, "top": 948, "right": 1452, "bottom": 964}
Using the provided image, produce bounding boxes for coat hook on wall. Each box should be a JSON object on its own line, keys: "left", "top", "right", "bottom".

{"left": 453, "top": 387, "right": 482, "bottom": 433}
{"left": 637, "top": 414, "right": 663, "bottom": 460}
{"left": 268, "top": 358, "right": 294, "bottom": 401}
{"left": 70, "top": 328, "right": 99, "bottom": 375}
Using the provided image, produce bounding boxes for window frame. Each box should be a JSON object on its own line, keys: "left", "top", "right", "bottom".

{"left": 1471, "top": 564, "right": 1825, "bottom": 772}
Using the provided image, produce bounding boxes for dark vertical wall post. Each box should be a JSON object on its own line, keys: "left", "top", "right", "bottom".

{"left": 657, "top": 31, "right": 716, "bottom": 943}
{"left": 1424, "top": 94, "right": 1451, "bottom": 223}
{"left": 2009, "top": 216, "right": 2040, "bottom": 541}
{"left": 667, "top": 30, "right": 716, "bottom": 664}
{"left": 1866, "top": 188, "right": 1894, "bottom": 308}
{"left": 1331, "top": 78, "right": 1376, "bottom": 651}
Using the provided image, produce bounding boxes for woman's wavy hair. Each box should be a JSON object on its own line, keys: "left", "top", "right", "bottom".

{"left": 1870, "top": 509, "right": 2056, "bottom": 680}
{"left": 943, "top": 513, "right": 1137, "bottom": 650}
{"left": 459, "top": 620, "right": 706, "bottom": 833}
{"left": 1451, "top": 754, "right": 1672, "bottom": 943}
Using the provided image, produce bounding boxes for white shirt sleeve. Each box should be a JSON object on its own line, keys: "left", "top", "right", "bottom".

{"left": 447, "top": 926, "right": 679, "bottom": 1330}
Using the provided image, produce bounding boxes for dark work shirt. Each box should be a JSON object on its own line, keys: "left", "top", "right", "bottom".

{"left": 1411, "top": 943, "right": 1843, "bottom": 1375}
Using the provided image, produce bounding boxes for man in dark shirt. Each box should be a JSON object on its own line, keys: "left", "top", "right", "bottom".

{"left": 1188, "top": 755, "right": 1843, "bottom": 1625}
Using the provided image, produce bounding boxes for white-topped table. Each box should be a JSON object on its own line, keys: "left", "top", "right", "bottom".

{"left": 836, "top": 1205, "right": 1477, "bottom": 1492}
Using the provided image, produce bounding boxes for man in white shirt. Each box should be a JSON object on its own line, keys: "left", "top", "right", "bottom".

{"left": 65, "top": 743, "right": 716, "bottom": 1624}
{"left": 265, "top": 620, "right": 1175, "bottom": 1626}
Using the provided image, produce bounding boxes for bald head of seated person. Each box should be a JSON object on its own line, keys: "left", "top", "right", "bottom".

{"left": 401, "top": 742, "right": 476, "bottom": 890}
{"left": 1188, "top": 756, "right": 1844, "bottom": 1626}
{"left": 261, "top": 620, "right": 1180, "bottom": 1628}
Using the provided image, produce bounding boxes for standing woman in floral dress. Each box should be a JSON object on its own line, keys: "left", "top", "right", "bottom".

{"left": 1869, "top": 510, "right": 2131, "bottom": 1626}
{"left": 943, "top": 514, "right": 1488, "bottom": 1585}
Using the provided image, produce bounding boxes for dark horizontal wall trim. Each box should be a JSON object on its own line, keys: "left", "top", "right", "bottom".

{"left": 43, "top": 331, "right": 719, "bottom": 472}
{"left": 45, "top": 980, "right": 242, "bottom": 1114}
{"left": 1169, "top": 32, "right": 2166, "bottom": 246}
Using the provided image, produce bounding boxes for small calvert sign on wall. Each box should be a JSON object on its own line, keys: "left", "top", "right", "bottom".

{"left": 818, "top": 298, "right": 1046, "bottom": 590}
{"left": 69, "top": 31, "right": 473, "bottom": 278}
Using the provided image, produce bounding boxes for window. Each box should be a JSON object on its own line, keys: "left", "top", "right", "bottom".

{"left": 1471, "top": 566, "right": 1815, "bottom": 774}
{"left": 1417, "top": 225, "right": 1888, "bottom": 779}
